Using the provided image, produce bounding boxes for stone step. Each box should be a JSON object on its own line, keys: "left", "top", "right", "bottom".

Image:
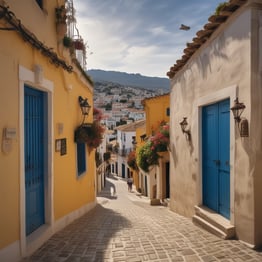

{"left": 161, "top": 198, "right": 170, "bottom": 207}
{"left": 193, "top": 205, "right": 235, "bottom": 239}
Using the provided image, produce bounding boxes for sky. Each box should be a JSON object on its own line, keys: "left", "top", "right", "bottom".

{"left": 73, "top": 0, "right": 224, "bottom": 78}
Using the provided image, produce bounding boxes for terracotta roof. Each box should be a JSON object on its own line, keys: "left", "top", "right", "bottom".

{"left": 115, "top": 119, "right": 146, "bottom": 132}
{"left": 166, "top": 0, "right": 247, "bottom": 79}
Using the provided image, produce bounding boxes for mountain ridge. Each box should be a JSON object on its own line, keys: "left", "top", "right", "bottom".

{"left": 87, "top": 69, "right": 170, "bottom": 91}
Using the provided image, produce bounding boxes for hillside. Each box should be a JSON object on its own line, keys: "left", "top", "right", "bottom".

{"left": 87, "top": 69, "right": 170, "bottom": 91}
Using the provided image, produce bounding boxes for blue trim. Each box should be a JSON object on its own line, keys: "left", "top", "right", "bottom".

{"left": 77, "top": 143, "right": 86, "bottom": 176}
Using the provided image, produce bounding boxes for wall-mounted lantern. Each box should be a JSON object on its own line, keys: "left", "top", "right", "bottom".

{"left": 179, "top": 117, "right": 191, "bottom": 141}
{"left": 230, "top": 98, "right": 245, "bottom": 123}
{"left": 78, "top": 96, "right": 91, "bottom": 124}
{"left": 230, "top": 97, "right": 248, "bottom": 137}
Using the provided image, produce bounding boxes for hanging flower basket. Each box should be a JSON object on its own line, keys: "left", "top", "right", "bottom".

{"left": 74, "top": 124, "right": 92, "bottom": 144}
{"left": 74, "top": 122, "right": 105, "bottom": 149}
{"left": 73, "top": 39, "right": 84, "bottom": 50}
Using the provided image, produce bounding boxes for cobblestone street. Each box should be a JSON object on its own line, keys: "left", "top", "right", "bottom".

{"left": 22, "top": 175, "right": 262, "bottom": 262}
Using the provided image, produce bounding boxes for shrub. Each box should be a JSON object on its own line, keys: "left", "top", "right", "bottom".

{"left": 137, "top": 123, "right": 170, "bottom": 172}
{"left": 137, "top": 141, "right": 159, "bottom": 172}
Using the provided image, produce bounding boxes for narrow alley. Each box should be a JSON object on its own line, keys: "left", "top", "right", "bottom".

{"left": 22, "top": 175, "right": 262, "bottom": 262}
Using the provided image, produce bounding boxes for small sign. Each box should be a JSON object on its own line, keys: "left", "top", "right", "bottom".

{"left": 60, "top": 138, "right": 67, "bottom": 156}
{"left": 4, "top": 128, "right": 17, "bottom": 139}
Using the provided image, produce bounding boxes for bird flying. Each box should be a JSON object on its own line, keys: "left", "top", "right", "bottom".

{"left": 180, "top": 24, "right": 190, "bottom": 31}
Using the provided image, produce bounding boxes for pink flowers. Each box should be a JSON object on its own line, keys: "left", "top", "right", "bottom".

{"left": 150, "top": 124, "right": 169, "bottom": 152}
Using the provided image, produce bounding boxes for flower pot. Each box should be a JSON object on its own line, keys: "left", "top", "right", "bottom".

{"left": 73, "top": 40, "right": 84, "bottom": 50}
{"left": 74, "top": 125, "right": 92, "bottom": 143}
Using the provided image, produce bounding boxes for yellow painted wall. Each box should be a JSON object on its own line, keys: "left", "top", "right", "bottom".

{"left": 0, "top": 1, "right": 95, "bottom": 251}
{"left": 134, "top": 123, "right": 146, "bottom": 190}
{"left": 144, "top": 94, "right": 170, "bottom": 136}
{"left": 0, "top": 28, "right": 22, "bottom": 249}
{"left": 143, "top": 94, "right": 170, "bottom": 136}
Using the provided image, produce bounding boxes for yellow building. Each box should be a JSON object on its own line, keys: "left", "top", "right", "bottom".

{"left": 142, "top": 94, "right": 170, "bottom": 136}
{"left": 137, "top": 94, "right": 170, "bottom": 202}
{"left": 0, "top": 1, "right": 96, "bottom": 260}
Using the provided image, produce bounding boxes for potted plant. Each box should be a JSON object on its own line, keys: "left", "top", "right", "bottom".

{"left": 74, "top": 122, "right": 105, "bottom": 150}
{"left": 73, "top": 38, "right": 85, "bottom": 50}
{"left": 63, "top": 36, "right": 73, "bottom": 48}
{"left": 55, "top": 5, "right": 67, "bottom": 40}
{"left": 74, "top": 107, "right": 105, "bottom": 151}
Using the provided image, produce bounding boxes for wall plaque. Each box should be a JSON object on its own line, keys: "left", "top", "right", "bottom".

{"left": 60, "top": 138, "right": 67, "bottom": 156}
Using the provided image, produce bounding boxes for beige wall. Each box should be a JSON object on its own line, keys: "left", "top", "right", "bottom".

{"left": 170, "top": 4, "right": 262, "bottom": 247}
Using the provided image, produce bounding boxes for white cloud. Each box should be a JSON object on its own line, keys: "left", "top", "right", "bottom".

{"left": 73, "top": 0, "right": 224, "bottom": 77}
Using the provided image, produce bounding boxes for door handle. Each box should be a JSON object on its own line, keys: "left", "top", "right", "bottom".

{"left": 213, "top": 160, "right": 220, "bottom": 165}
{"left": 225, "top": 161, "right": 229, "bottom": 166}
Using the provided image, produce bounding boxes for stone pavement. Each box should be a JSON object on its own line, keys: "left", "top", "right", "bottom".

{"left": 22, "top": 175, "right": 262, "bottom": 262}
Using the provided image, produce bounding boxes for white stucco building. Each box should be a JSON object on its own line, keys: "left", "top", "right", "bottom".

{"left": 167, "top": 0, "right": 262, "bottom": 248}
{"left": 114, "top": 120, "right": 145, "bottom": 179}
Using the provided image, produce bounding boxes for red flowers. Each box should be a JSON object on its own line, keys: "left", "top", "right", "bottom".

{"left": 150, "top": 124, "right": 169, "bottom": 152}
{"left": 74, "top": 108, "right": 105, "bottom": 149}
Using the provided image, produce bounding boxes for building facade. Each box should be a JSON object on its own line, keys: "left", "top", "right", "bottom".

{"left": 0, "top": 1, "right": 96, "bottom": 260}
{"left": 167, "top": 0, "right": 262, "bottom": 248}
{"left": 137, "top": 94, "right": 170, "bottom": 201}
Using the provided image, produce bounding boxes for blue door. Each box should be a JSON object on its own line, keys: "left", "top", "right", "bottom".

{"left": 202, "top": 99, "right": 230, "bottom": 219}
{"left": 24, "top": 86, "right": 45, "bottom": 235}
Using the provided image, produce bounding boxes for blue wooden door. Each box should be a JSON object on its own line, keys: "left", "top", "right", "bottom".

{"left": 24, "top": 86, "right": 45, "bottom": 235}
{"left": 202, "top": 99, "right": 230, "bottom": 219}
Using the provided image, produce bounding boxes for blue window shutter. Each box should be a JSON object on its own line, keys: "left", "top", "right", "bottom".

{"left": 77, "top": 143, "right": 86, "bottom": 176}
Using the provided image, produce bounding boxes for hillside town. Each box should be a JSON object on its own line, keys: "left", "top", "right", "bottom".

{"left": 1, "top": 0, "right": 262, "bottom": 261}
{"left": 93, "top": 80, "right": 165, "bottom": 130}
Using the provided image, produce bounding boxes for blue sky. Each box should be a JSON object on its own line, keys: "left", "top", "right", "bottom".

{"left": 73, "top": 0, "right": 224, "bottom": 78}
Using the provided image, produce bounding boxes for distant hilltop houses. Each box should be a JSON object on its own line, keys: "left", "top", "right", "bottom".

{"left": 93, "top": 79, "right": 167, "bottom": 130}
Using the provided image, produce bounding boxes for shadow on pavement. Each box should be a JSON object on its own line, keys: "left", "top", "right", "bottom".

{"left": 23, "top": 200, "right": 132, "bottom": 261}
{"left": 97, "top": 177, "right": 118, "bottom": 200}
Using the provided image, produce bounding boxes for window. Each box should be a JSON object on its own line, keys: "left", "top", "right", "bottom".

{"left": 35, "top": 0, "right": 43, "bottom": 9}
{"left": 77, "top": 143, "right": 86, "bottom": 176}
{"left": 166, "top": 107, "right": 170, "bottom": 116}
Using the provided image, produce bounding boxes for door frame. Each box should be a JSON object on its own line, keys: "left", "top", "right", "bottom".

{"left": 193, "top": 85, "right": 237, "bottom": 224}
{"left": 19, "top": 65, "right": 54, "bottom": 256}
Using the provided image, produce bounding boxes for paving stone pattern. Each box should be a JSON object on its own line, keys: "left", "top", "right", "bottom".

{"left": 22, "top": 175, "right": 262, "bottom": 262}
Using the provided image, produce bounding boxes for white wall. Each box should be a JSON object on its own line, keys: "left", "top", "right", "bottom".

{"left": 169, "top": 5, "right": 262, "bottom": 246}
